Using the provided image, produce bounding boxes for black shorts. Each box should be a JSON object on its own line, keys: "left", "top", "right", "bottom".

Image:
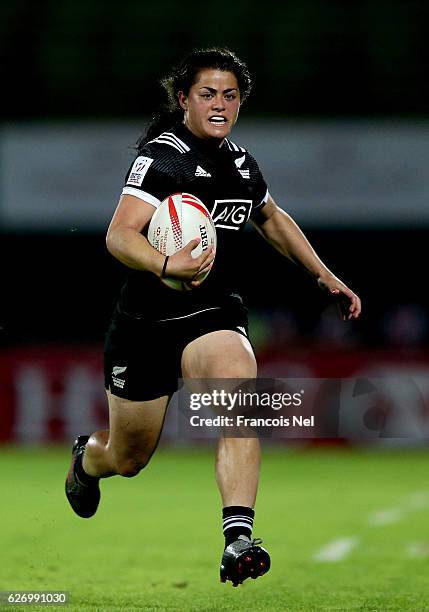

{"left": 104, "top": 298, "right": 251, "bottom": 401}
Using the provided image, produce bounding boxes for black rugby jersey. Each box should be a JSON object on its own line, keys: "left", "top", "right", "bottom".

{"left": 118, "top": 123, "right": 269, "bottom": 320}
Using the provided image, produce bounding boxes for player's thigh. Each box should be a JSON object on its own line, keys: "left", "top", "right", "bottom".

{"left": 106, "top": 390, "right": 170, "bottom": 466}
{"left": 181, "top": 330, "right": 257, "bottom": 378}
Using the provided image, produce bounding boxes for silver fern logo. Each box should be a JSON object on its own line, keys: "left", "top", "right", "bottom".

{"left": 112, "top": 366, "right": 127, "bottom": 377}
{"left": 112, "top": 366, "right": 127, "bottom": 389}
{"left": 234, "top": 155, "right": 246, "bottom": 168}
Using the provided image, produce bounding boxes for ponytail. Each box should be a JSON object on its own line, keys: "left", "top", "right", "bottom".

{"left": 136, "top": 108, "right": 183, "bottom": 152}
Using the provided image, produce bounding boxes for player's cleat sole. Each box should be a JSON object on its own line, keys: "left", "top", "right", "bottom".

{"left": 220, "top": 536, "right": 270, "bottom": 587}
{"left": 65, "top": 435, "right": 100, "bottom": 518}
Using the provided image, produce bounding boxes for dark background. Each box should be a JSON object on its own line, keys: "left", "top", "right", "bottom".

{"left": 2, "top": 0, "right": 428, "bottom": 119}
{"left": 1, "top": 0, "right": 428, "bottom": 349}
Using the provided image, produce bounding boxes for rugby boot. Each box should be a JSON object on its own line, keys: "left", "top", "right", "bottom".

{"left": 65, "top": 435, "right": 100, "bottom": 518}
{"left": 220, "top": 535, "right": 270, "bottom": 587}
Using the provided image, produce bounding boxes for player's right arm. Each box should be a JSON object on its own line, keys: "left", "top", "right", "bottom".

{"left": 106, "top": 194, "right": 165, "bottom": 275}
{"left": 106, "top": 194, "right": 213, "bottom": 283}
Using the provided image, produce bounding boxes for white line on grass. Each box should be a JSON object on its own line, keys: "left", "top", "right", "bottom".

{"left": 367, "top": 508, "right": 404, "bottom": 526}
{"left": 313, "top": 537, "right": 359, "bottom": 562}
{"left": 404, "top": 491, "right": 429, "bottom": 510}
{"left": 406, "top": 542, "right": 429, "bottom": 559}
{"left": 312, "top": 491, "right": 429, "bottom": 563}
{"left": 367, "top": 490, "right": 429, "bottom": 527}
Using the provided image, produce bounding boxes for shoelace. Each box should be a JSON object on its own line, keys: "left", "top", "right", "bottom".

{"left": 237, "top": 536, "right": 263, "bottom": 547}
{"left": 251, "top": 538, "right": 263, "bottom": 546}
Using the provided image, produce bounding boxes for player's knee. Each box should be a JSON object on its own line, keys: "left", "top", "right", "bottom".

{"left": 115, "top": 455, "right": 151, "bottom": 477}
{"left": 227, "top": 366, "right": 256, "bottom": 378}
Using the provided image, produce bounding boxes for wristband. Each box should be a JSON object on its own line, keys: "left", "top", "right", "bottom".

{"left": 161, "top": 255, "right": 169, "bottom": 278}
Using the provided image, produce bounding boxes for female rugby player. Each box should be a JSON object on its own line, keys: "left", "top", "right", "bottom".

{"left": 66, "top": 48, "right": 361, "bottom": 587}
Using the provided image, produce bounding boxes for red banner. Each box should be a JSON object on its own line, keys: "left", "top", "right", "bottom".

{"left": 0, "top": 346, "right": 428, "bottom": 443}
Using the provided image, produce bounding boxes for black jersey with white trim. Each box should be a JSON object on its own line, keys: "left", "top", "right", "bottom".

{"left": 118, "top": 123, "right": 269, "bottom": 320}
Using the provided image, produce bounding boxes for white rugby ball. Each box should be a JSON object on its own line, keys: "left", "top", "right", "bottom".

{"left": 147, "top": 192, "right": 217, "bottom": 290}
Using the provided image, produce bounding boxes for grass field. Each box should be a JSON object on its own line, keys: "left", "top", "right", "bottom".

{"left": 1, "top": 445, "right": 428, "bottom": 611}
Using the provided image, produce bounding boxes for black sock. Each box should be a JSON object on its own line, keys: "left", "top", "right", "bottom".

{"left": 75, "top": 450, "right": 98, "bottom": 484}
{"left": 223, "top": 506, "right": 254, "bottom": 547}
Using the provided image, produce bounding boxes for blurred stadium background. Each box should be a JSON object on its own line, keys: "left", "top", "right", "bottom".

{"left": 1, "top": 1, "right": 428, "bottom": 609}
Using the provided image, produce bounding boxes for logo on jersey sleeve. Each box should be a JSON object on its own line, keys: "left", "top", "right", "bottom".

{"left": 234, "top": 155, "right": 250, "bottom": 179}
{"left": 210, "top": 199, "right": 252, "bottom": 230}
{"left": 234, "top": 155, "right": 246, "bottom": 168}
{"left": 127, "top": 156, "right": 154, "bottom": 187}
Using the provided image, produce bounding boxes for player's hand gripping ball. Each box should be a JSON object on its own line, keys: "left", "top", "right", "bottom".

{"left": 147, "top": 192, "right": 217, "bottom": 291}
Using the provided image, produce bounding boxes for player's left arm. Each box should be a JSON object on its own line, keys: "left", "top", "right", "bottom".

{"left": 251, "top": 194, "right": 361, "bottom": 320}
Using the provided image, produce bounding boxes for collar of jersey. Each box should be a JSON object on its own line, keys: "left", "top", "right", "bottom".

{"left": 174, "top": 123, "right": 228, "bottom": 156}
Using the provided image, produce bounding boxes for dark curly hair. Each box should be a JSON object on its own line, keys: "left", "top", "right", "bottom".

{"left": 137, "top": 48, "right": 252, "bottom": 151}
